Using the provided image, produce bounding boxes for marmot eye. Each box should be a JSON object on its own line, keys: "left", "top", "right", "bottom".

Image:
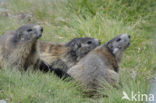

{"left": 87, "top": 41, "right": 92, "bottom": 44}
{"left": 27, "top": 29, "right": 32, "bottom": 32}
{"left": 116, "top": 38, "right": 121, "bottom": 42}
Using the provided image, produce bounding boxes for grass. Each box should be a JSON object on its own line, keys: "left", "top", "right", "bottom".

{"left": 0, "top": 0, "right": 156, "bottom": 102}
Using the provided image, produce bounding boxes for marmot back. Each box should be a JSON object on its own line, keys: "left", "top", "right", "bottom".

{"left": 67, "top": 34, "right": 131, "bottom": 93}
{"left": 0, "top": 24, "right": 43, "bottom": 71}
{"left": 38, "top": 37, "right": 100, "bottom": 76}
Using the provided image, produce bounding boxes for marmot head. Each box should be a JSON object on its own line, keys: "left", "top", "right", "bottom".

{"left": 13, "top": 24, "right": 43, "bottom": 43}
{"left": 105, "top": 34, "right": 130, "bottom": 62}
{"left": 66, "top": 37, "right": 101, "bottom": 59}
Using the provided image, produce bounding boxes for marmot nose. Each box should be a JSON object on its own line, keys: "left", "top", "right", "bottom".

{"left": 40, "top": 27, "right": 43, "bottom": 33}
{"left": 128, "top": 35, "right": 131, "bottom": 39}
{"left": 98, "top": 40, "right": 101, "bottom": 45}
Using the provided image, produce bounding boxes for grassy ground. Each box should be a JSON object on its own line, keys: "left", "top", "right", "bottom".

{"left": 0, "top": 0, "right": 156, "bottom": 103}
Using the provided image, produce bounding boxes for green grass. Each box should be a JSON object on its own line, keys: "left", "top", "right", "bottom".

{"left": 0, "top": 0, "right": 156, "bottom": 103}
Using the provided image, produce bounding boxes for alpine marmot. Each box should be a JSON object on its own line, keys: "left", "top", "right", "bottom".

{"left": 0, "top": 24, "right": 43, "bottom": 71}
{"left": 67, "top": 34, "right": 131, "bottom": 92}
{"left": 38, "top": 37, "right": 100, "bottom": 77}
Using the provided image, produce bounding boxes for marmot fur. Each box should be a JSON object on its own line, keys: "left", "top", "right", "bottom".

{"left": 0, "top": 24, "right": 43, "bottom": 71}
{"left": 67, "top": 34, "right": 130, "bottom": 92}
{"left": 38, "top": 37, "right": 100, "bottom": 76}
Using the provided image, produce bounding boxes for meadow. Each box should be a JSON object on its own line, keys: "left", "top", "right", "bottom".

{"left": 0, "top": 0, "right": 156, "bottom": 103}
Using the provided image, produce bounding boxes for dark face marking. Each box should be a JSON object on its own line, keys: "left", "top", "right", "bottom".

{"left": 116, "top": 38, "right": 121, "bottom": 42}
{"left": 87, "top": 41, "right": 92, "bottom": 44}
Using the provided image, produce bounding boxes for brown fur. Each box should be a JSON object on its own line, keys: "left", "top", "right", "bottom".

{"left": 38, "top": 37, "right": 100, "bottom": 72}
{"left": 68, "top": 46, "right": 119, "bottom": 91}
{"left": 38, "top": 41, "right": 70, "bottom": 65}
{"left": 95, "top": 46, "right": 119, "bottom": 72}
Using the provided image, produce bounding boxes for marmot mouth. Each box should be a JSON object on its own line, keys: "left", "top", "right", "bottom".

{"left": 37, "top": 34, "right": 42, "bottom": 39}
{"left": 118, "top": 46, "right": 122, "bottom": 49}
{"left": 123, "top": 42, "right": 130, "bottom": 49}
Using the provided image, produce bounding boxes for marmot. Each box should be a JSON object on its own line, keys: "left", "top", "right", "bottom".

{"left": 67, "top": 34, "right": 130, "bottom": 92}
{"left": 38, "top": 37, "right": 100, "bottom": 77}
{"left": 0, "top": 24, "right": 43, "bottom": 71}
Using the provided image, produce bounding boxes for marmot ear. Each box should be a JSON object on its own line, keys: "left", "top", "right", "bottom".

{"left": 107, "top": 42, "right": 113, "bottom": 49}
{"left": 16, "top": 31, "right": 22, "bottom": 38}
{"left": 72, "top": 41, "right": 81, "bottom": 51}
{"left": 12, "top": 31, "right": 22, "bottom": 43}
